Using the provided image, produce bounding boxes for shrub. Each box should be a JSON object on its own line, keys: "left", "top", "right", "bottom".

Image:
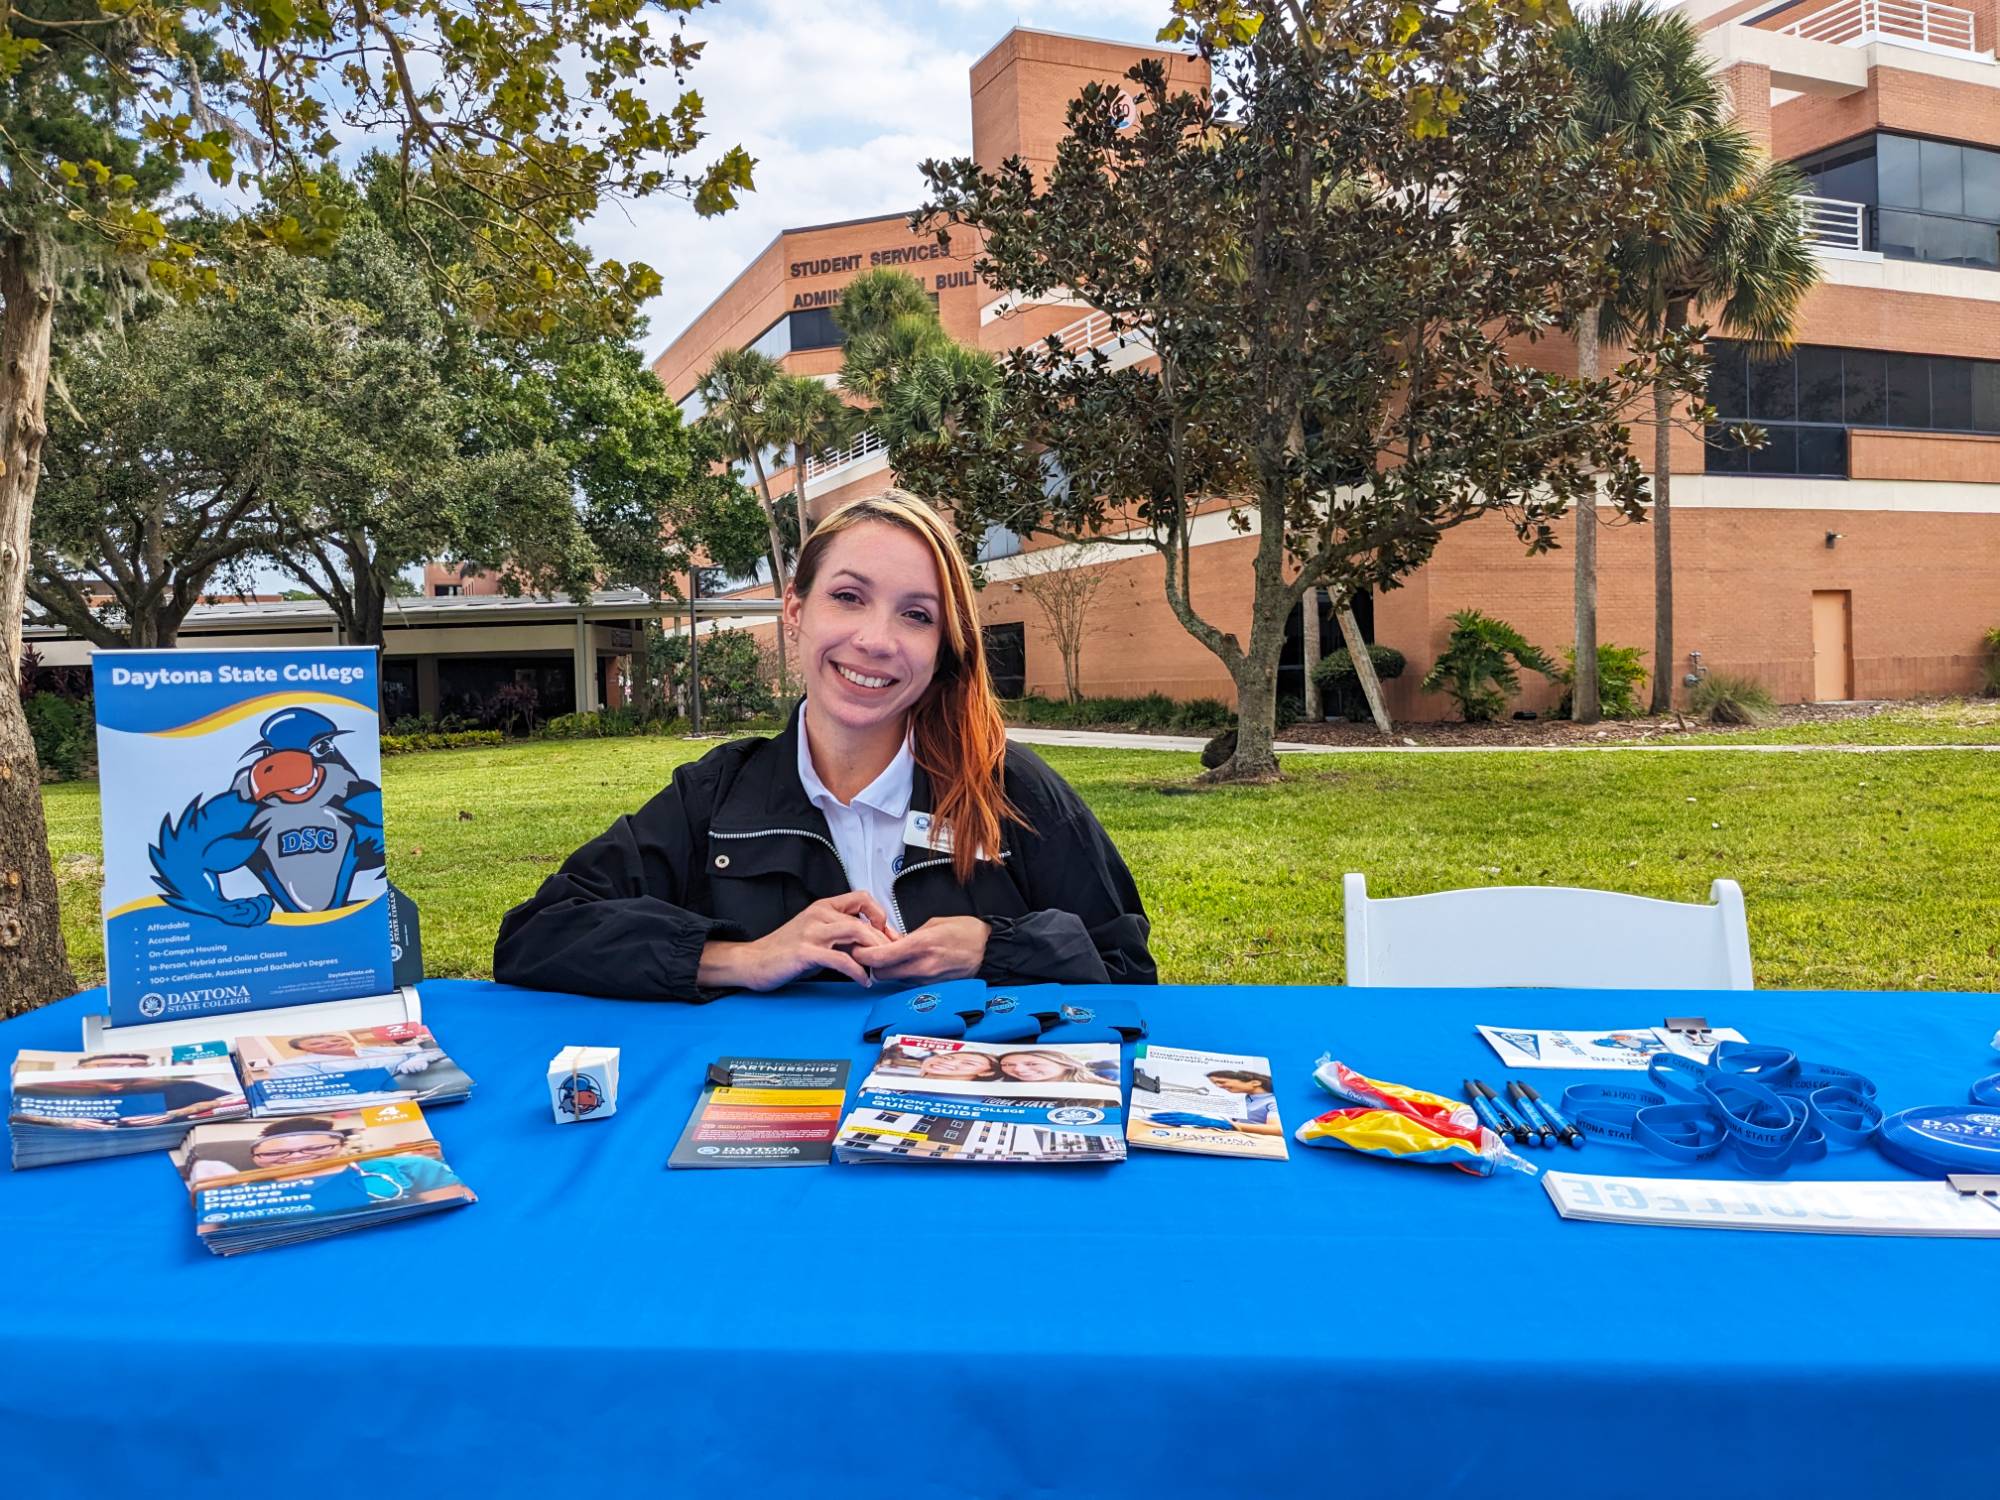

{"left": 538, "top": 707, "right": 672, "bottom": 740}
{"left": 25, "top": 692, "right": 92, "bottom": 780}
{"left": 657, "top": 628, "right": 776, "bottom": 724}
{"left": 382, "top": 729, "right": 505, "bottom": 755}
{"left": 1983, "top": 626, "right": 2000, "bottom": 697}
{"left": 1312, "top": 644, "right": 1407, "bottom": 721}
{"left": 1001, "top": 693, "right": 1233, "bottom": 734}
{"left": 1556, "top": 644, "right": 1649, "bottom": 719}
{"left": 1419, "top": 610, "right": 1558, "bottom": 722}
{"left": 482, "top": 680, "right": 544, "bottom": 737}
{"left": 1689, "top": 671, "right": 1776, "bottom": 725}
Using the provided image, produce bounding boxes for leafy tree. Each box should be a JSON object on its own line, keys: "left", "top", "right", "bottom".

{"left": 1560, "top": 3, "right": 1814, "bottom": 715}
{"left": 764, "top": 373, "right": 854, "bottom": 546}
{"left": 0, "top": 0, "right": 749, "bottom": 1011}
{"left": 917, "top": 0, "right": 1686, "bottom": 779}
{"left": 1420, "top": 610, "right": 1558, "bottom": 722}
{"left": 30, "top": 299, "right": 275, "bottom": 647}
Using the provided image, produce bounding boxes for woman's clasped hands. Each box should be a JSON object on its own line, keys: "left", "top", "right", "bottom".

{"left": 721, "top": 891, "right": 990, "bottom": 990}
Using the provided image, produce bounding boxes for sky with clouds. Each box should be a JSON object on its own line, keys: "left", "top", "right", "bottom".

{"left": 597, "top": 0, "right": 1178, "bottom": 363}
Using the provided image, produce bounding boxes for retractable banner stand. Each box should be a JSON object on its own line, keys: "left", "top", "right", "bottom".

{"left": 92, "top": 647, "right": 397, "bottom": 1031}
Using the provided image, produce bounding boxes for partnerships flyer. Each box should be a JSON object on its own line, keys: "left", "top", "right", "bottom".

{"left": 94, "top": 648, "right": 394, "bottom": 1027}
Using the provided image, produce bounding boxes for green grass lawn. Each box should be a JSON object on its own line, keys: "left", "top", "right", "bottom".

{"left": 38, "top": 736, "right": 2000, "bottom": 994}
{"left": 1663, "top": 697, "right": 2000, "bottom": 745}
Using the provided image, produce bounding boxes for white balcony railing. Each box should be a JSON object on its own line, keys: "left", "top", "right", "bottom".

{"left": 1780, "top": 0, "right": 1985, "bottom": 58}
{"left": 803, "top": 427, "right": 886, "bottom": 485}
{"left": 1799, "top": 194, "right": 1869, "bottom": 253}
{"left": 1048, "top": 308, "right": 1153, "bottom": 359}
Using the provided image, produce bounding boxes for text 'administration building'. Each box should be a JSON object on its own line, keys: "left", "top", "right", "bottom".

{"left": 650, "top": 16, "right": 2000, "bottom": 718}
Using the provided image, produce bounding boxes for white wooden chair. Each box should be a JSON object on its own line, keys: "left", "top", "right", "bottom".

{"left": 1342, "top": 873, "right": 1753, "bottom": 989}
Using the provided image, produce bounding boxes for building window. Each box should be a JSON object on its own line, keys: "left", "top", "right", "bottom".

{"left": 1705, "top": 340, "right": 2000, "bottom": 477}
{"left": 433, "top": 583, "right": 463, "bottom": 597}
{"left": 976, "top": 524, "right": 1023, "bottom": 562}
{"left": 983, "top": 622, "right": 1026, "bottom": 699}
{"left": 748, "top": 308, "right": 846, "bottom": 361}
{"left": 1795, "top": 132, "right": 2000, "bottom": 272}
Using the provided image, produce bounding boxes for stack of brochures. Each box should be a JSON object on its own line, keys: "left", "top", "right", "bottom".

{"left": 173, "top": 1100, "right": 475, "bottom": 1254}
{"left": 834, "top": 1034, "right": 1126, "bottom": 1164}
{"left": 9, "top": 1043, "right": 249, "bottom": 1170}
{"left": 234, "top": 1023, "right": 474, "bottom": 1116}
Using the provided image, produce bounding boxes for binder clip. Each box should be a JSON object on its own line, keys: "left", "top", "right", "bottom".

{"left": 1133, "top": 1069, "right": 1161, "bottom": 1094}
{"left": 1946, "top": 1175, "right": 2000, "bottom": 1216}
{"left": 706, "top": 1061, "right": 736, "bottom": 1088}
{"left": 1663, "top": 1016, "right": 1714, "bottom": 1047}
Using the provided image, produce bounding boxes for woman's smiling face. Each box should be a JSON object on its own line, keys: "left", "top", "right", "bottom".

{"left": 785, "top": 521, "right": 943, "bottom": 737}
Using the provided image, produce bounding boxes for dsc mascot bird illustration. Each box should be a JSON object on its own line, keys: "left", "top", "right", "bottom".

{"left": 149, "top": 708, "right": 385, "bottom": 927}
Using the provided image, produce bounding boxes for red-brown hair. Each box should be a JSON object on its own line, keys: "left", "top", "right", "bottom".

{"left": 792, "top": 489, "right": 1025, "bottom": 882}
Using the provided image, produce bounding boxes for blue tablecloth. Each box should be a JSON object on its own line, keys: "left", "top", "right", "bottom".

{"left": 4, "top": 979, "right": 1997, "bottom": 1498}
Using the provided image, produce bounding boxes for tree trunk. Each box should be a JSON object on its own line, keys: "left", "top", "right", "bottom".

{"left": 746, "top": 451, "right": 791, "bottom": 703}
{"left": 0, "top": 239, "right": 79, "bottom": 1013}
{"left": 1337, "top": 603, "right": 1393, "bottom": 735}
{"left": 1213, "top": 648, "right": 1283, "bottom": 782}
{"left": 1301, "top": 585, "right": 1323, "bottom": 722}
{"left": 791, "top": 441, "right": 812, "bottom": 550}
{"left": 1571, "top": 301, "right": 1602, "bottom": 724}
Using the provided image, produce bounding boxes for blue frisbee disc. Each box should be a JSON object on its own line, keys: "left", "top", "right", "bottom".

{"left": 1876, "top": 1105, "right": 2000, "bottom": 1175}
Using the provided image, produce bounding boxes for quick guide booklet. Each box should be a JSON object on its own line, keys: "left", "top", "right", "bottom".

{"left": 1127, "top": 1044, "right": 1288, "bottom": 1160}
{"left": 234, "top": 1024, "right": 474, "bottom": 1115}
{"left": 834, "top": 1034, "right": 1126, "bottom": 1164}
{"left": 174, "top": 1100, "right": 475, "bottom": 1254}
{"left": 94, "top": 646, "right": 394, "bottom": 1028}
{"left": 668, "top": 1057, "right": 851, "bottom": 1168}
{"left": 10, "top": 1043, "right": 248, "bottom": 1169}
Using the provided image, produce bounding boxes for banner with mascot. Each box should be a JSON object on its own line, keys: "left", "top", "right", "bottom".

{"left": 94, "top": 647, "right": 395, "bottom": 1027}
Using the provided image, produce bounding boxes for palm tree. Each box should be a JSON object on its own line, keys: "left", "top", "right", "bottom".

{"left": 764, "top": 373, "right": 856, "bottom": 548}
{"left": 833, "top": 267, "right": 938, "bottom": 345}
{"left": 1558, "top": 2, "right": 1816, "bottom": 718}
{"left": 877, "top": 340, "right": 1003, "bottom": 458}
{"left": 695, "top": 346, "right": 793, "bottom": 696}
{"left": 1558, "top": 2, "right": 1717, "bottom": 723}
{"left": 841, "top": 310, "right": 951, "bottom": 403}
{"left": 1612, "top": 138, "right": 1816, "bottom": 713}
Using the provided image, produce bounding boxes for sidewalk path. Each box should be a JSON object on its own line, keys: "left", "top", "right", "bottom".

{"left": 1006, "top": 727, "right": 2000, "bottom": 755}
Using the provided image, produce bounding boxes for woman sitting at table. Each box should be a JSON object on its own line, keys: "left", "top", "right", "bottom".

{"left": 493, "top": 489, "right": 1156, "bottom": 1000}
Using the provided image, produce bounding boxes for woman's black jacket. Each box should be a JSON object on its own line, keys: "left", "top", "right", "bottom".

{"left": 492, "top": 710, "right": 1156, "bottom": 999}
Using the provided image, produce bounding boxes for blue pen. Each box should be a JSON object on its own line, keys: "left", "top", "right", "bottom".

{"left": 1473, "top": 1078, "right": 1534, "bottom": 1145}
{"left": 1520, "top": 1080, "right": 1584, "bottom": 1149}
{"left": 1463, "top": 1079, "right": 1512, "bottom": 1141}
{"left": 1507, "top": 1080, "right": 1555, "bottom": 1147}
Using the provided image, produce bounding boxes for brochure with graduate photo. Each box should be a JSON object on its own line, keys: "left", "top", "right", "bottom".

{"left": 94, "top": 646, "right": 395, "bottom": 1028}
{"left": 835, "top": 1036, "right": 1126, "bottom": 1164}
{"left": 859, "top": 1034, "right": 1121, "bottom": 1103}
{"left": 668, "top": 1057, "right": 851, "bottom": 1168}
{"left": 1127, "top": 1044, "right": 1288, "bottom": 1160}
{"left": 234, "top": 1023, "right": 474, "bottom": 1115}
{"left": 176, "top": 1100, "right": 473, "bottom": 1254}
{"left": 9, "top": 1043, "right": 248, "bottom": 1169}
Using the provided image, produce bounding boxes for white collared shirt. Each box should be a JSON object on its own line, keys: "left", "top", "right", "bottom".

{"left": 797, "top": 705, "right": 916, "bottom": 934}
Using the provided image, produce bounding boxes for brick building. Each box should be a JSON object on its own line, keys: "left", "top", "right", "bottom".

{"left": 649, "top": 14, "right": 2000, "bottom": 718}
